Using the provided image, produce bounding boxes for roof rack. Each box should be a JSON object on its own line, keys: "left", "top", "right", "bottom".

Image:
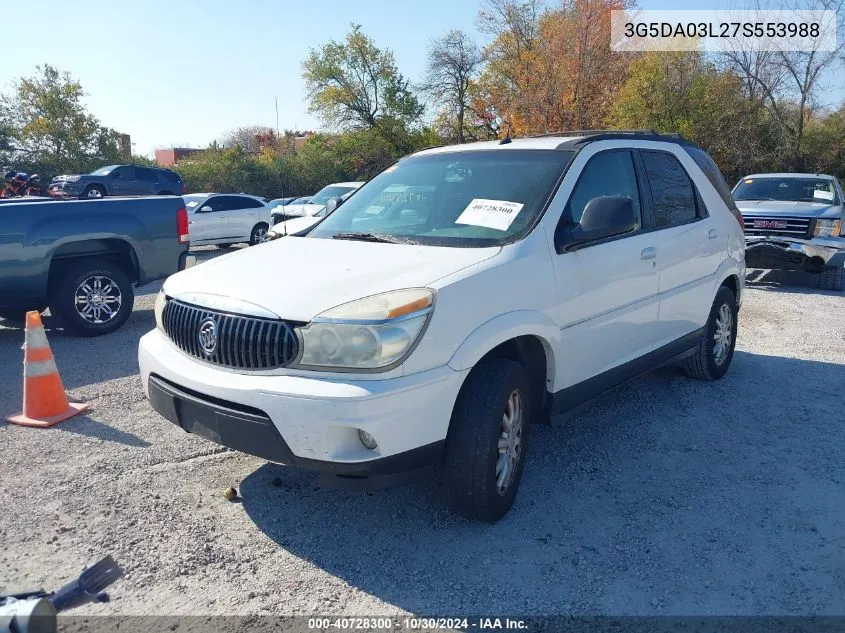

{"left": 526, "top": 129, "right": 683, "bottom": 139}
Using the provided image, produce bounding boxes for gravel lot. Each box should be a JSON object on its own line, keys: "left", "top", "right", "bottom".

{"left": 1, "top": 250, "right": 844, "bottom": 617}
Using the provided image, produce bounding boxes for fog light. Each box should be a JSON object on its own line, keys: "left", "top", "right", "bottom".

{"left": 358, "top": 429, "right": 378, "bottom": 450}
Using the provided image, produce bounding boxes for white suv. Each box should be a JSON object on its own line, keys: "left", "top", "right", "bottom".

{"left": 139, "top": 132, "right": 745, "bottom": 522}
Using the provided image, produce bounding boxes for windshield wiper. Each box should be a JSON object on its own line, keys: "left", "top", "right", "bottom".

{"left": 331, "top": 232, "right": 418, "bottom": 244}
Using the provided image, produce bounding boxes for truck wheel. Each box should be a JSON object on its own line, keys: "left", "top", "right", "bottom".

{"left": 49, "top": 259, "right": 134, "bottom": 336}
{"left": 249, "top": 223, "right": 269, "bottom": 246}
{"left": 819, "top": 266, "right": 844, "bottom": 291}
{"left": 81, "top": 185, "right": 106, "bottom": 199}
{"left": 683, "top": 286, "right": 737, "bottom": 381}
{"left": 443, "top": 358, "right": 531, "bottom": 522}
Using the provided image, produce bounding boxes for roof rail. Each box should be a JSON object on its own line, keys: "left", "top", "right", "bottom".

{"left": 527, "top": 129, "right": 683, "bottom": 139}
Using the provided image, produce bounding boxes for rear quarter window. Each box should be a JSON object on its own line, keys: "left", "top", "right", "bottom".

{"left": 160, "top": 170, "right": 182, "bottom": 184}
{"left": 684, "top": 146, "right": 737, "bottom": 210}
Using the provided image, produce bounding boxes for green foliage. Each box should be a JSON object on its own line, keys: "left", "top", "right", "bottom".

{"left": 2, "top": 64, "right": 120, "bottom": 178}
{"left": 302, "top": 24, "right": 423, "bottom": 137}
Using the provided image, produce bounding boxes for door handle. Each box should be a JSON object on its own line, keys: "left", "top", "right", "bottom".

{"left": 640, "top": 247, "right": 656, "bottom": 260}
{"left": 708, "top": 228, "right": 719, "bottom": 239}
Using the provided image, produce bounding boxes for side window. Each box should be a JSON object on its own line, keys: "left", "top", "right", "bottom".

{"left": 684, "top": 146, "right": 736, "bottom": 210}
{"left": 202, "top": 197, "right": 228, "bottom": 212}
{"left": 641, "top": 151, "right": 698, "bottom": 228}
{"left": 111, "top": 166, "right": 133, "bottom": 180}
{"left": 567, "top": 150, "right": 641, "bottom": 228}
{"left": 225, "top": 196, "right": 260, "bottom": 210}
{"left": 137, "top": 167, "right": 158, "bottom": 182}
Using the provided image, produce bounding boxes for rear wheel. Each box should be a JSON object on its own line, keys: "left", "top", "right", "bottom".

{"left": 683, "top": 286, "right": 737, "bottom": 381}
{"left": 443, "top": 358, "right": 531, "bottom": 522}
{"left": 249, "top": 223, "right": 269, "bottom": 246}
{"left": 215, "top": 243, "right": 233, "bottom": 249}
{"left": 158, "top": 190, "right": 174, "bottom": 196}
{"left": 819, "top": 266, "right": 844, "bottom": 291}
{"left": 49, "top": 259, "right": 134, "bottom": 336}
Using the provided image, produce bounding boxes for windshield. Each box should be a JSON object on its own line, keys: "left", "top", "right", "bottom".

{"left": 309, "top": 150, "right": 573, "bottom": 247}
{"left": 733, "top": 177, "right": 839, "bottom": 204}
{"left": 90, "top": 165, "right": 118, "bottom": 176}
{"left": 309, "top": 185, "right": 356, "bottom": 205}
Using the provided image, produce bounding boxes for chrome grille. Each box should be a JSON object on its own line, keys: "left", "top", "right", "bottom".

{"left": 162, "top": 300, "right": 299, "bottom": 370}
{"left": 742, "top": 215, "right": 812, "bottom": 238}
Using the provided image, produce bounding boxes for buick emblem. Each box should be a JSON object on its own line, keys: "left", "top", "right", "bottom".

{"left": 197, "top": 317, "right": 218, "bottom": 355}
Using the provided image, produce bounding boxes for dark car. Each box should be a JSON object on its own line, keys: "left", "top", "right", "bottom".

{"left": 0, "top": 196, "right": 189, "bottom": 335}
{"left": 48, "top": 165, "right": 185, "bottom": 200}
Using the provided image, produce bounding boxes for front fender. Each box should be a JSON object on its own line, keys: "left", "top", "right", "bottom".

{"left": 447, "top": 310, "right": 560, "bottom": 379}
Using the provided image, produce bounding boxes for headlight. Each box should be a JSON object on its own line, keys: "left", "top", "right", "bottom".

{"left": 66, "top": 175, "right": 81, "bottom": 183}
{"left": 814, "top": 219, "right": 842, "bottom": 237}
{"left": 154, "top": 290, "right": 167, "bottom": 332}
{"left": 295, "top": 289, "right": 434, "bottom": 371}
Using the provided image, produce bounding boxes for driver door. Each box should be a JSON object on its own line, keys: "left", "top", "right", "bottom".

{"left": 108, "top": 166, "right": 138, "bottom": 196}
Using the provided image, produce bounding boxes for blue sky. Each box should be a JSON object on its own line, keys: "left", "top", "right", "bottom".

{"left": 3, "top": 0, "right": 841, "bottom": 157}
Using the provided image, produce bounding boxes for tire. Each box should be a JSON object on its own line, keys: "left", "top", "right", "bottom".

{"left": 249, "top": 223, "right": 270, "bottom": 246}
{"left": 443, "top": 358, "right": 531, "bottom": 522}
{"left": 819, "top": 266, "right": 844, "bottom": 291}
{"left": 683, "top": 286, "right": 737, "bottom": 381}
{"left": 216, "top": 243, "right": 233, "bottom": 249}
{"left": 0, "top": 309, "right": 28, "bottom": 322}
{"left": 158, "top": 190, "right": 174, "bottom": 196}
{"left": 80, "top": 185, "right": 106, "bottom": 200}
{"left": 49, "top": 259, "right": 134, "bottom": 336}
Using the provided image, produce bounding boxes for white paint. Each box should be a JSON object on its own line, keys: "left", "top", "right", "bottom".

{"left": 26, "top": 327, "right": 50, "bottom": 350}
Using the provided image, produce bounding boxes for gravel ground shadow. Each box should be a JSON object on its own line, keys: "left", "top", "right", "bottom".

{"left": 239, "top": 351, "right": 845, "bottom": 615}
{"left": 745, "top": 269, "right": 842, "bottom": 296}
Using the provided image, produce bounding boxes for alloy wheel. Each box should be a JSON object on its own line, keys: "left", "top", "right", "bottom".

{"left": 713, "top": 303, "right": 732, "bottom": 366}
{"left": 74, "top": 275, "right": 122, "bottom": 324}
{"left": 496, "top": 389, "right": 524, "bottom": 495}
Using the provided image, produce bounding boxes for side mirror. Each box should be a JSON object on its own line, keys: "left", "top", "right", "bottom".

{"left": 199, "top": 205, "right": 212, "bottom": 213}
{"left": 558, "top": 196, "right": 637, "bottom": 251}
{"left": 324, "top": 197, "right": 344, "bottom": 214}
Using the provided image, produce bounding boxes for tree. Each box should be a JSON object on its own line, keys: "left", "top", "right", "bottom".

{"left": 2, "top": 64, "right": 120, "bottom": 175}
{"left": 302, "top": 24, "right": 424, "bottom": 139}
{"left": 221, "top": 125, "right": 278, "bottom": 153}
{"left": 421, "top": 30, "right": 487, "bottom": 143}
{"left": 719, "top": 0, "right": 845, "bottom": 169}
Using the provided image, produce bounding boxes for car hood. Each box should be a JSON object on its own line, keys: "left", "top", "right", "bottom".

{"left": 164, "top": 237, "right": 501, "bottom": 322}
{"left": 737, "top": 200, "right": 841, "bottom": 219}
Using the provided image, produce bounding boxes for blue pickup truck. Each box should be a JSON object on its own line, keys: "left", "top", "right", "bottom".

{"left": 0, "top": 196, "right": 189, "bottom": 335}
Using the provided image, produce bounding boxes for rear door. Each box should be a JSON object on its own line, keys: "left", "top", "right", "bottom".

{"left": 638, "top": 148, "right": 722, "bottom": 343}
{"left": 225, "top": 196, "right": 266, "bottom": 239}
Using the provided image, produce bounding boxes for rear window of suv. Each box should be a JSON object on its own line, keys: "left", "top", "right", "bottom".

{"left": 161, "top": 170, "right": 182, "bottom": 184}
{"left": 684, "top": 146, "right": 737, "bottom": 210}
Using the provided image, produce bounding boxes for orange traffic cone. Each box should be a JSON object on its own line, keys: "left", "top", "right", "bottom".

{"left": 6, "top": 311, "right": 90, "bottom": 428}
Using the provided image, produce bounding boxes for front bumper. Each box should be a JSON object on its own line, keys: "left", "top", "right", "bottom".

{"left": 745, "top": 236, "right": 845, "bottom": 272}
{"left": 47, "top": 182, "right": 80, "bottom": 197}
{"left": 138, "top": 329, "right": 468, "bottom": 475}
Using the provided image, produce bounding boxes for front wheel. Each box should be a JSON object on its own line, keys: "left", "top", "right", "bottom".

{"left": 49, "top": 259, "right": 135, "bottom": 336}
{"left": 249, "top": 223, "right": 269, "bottom": 246}
{"left": 683, "top": 286, "right": 737, "bottom": 381}
{"left": 80, "top": 185, "right": 106, "bottom": 199}
{"left": 442, "top": 358, "right": 531, "bottom": 522}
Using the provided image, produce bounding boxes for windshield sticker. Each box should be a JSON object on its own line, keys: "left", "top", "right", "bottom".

{"left": 456, "top": 199, "right": 524, "bottom": 231}
{"left": 744, "top": 179, "right": 753, "bottom": 184}
{"left": 186, "top": 200, "right": 199, "bottom": 207}
{"left": 813, "top": 189, "right": 834, "bottom": 201}
{"left": 384, "top": 185, "right": 409, "bottom": 192}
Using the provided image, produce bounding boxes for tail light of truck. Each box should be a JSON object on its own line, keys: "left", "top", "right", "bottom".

{"left": 730, "top": 206, "right": 744, "bottom": 235}
{"left": 177, "top": 207, "right": 189, "bottom": 244}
